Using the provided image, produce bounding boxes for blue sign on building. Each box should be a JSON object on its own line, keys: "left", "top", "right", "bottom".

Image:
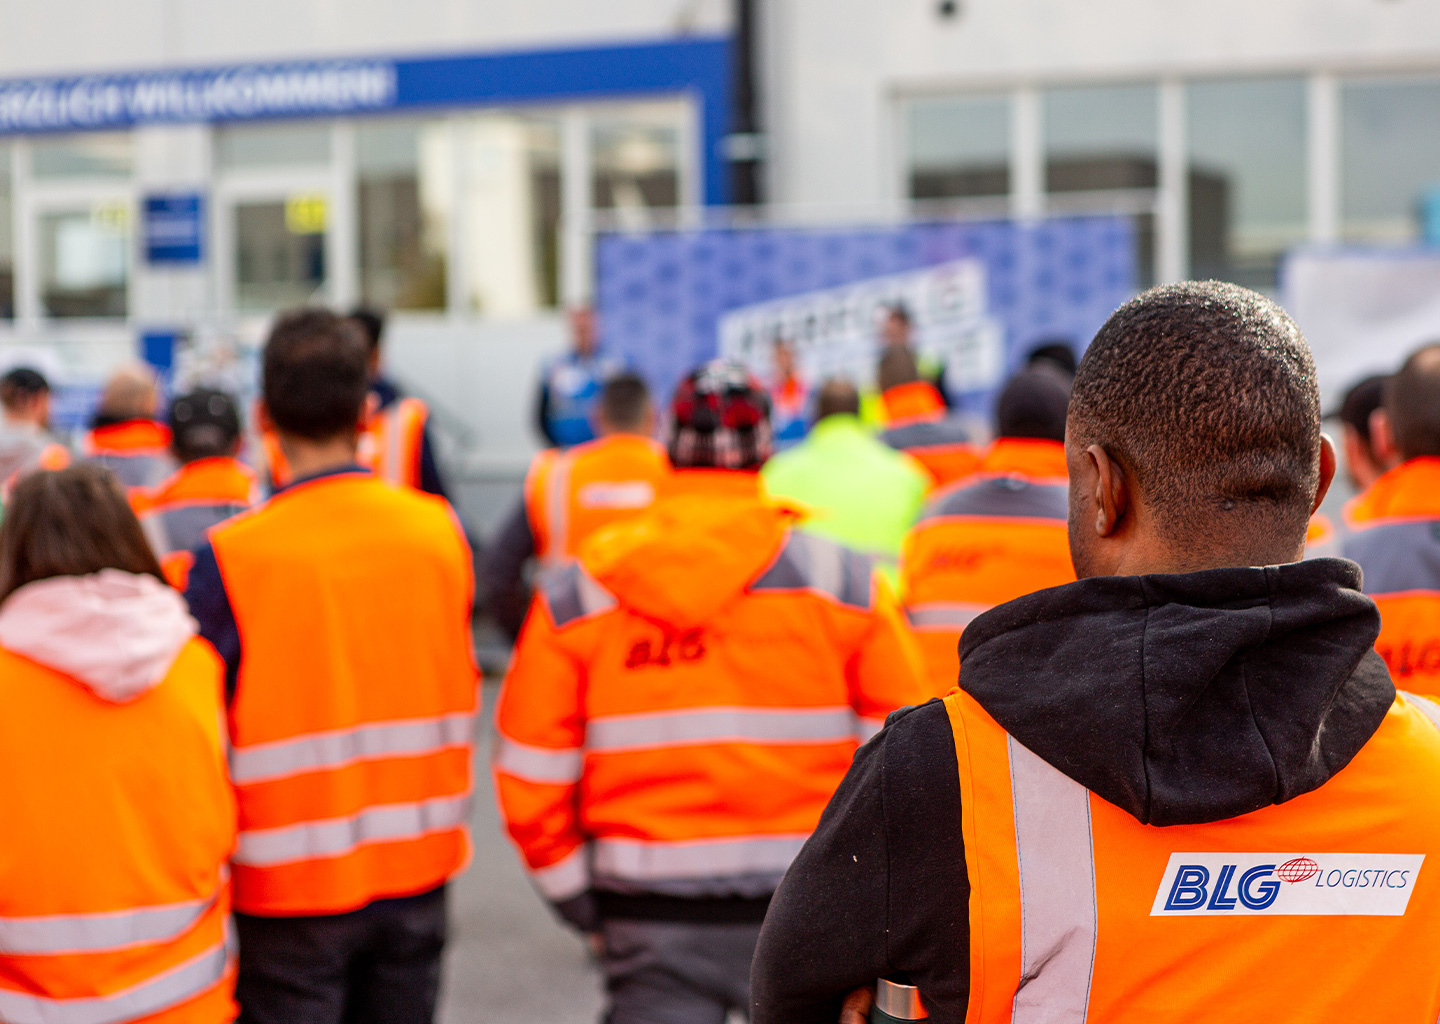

{"left": 144, "top": 193, "right": 204, "bottom": 265}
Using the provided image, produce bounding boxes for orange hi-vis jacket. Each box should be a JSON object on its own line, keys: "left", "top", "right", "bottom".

{"left": 83, "top": 419, "right": 174, "bottom": 491}
{"left": 946, "top": 685, "right": 1440, "bottom": 1023}
{"left": 1343, "top": 457, "right": 1440, "bottom": 694}
{"left": 0, "top": 639, "right": 237, "bottom": 1024}
{"left": 205, "top": 469, "right": 479, "bottom": 916}
{"left": 900, "top": 438, "right": 1073, "bottom": 688}
{"left": 878, "top": 381, "right": 980, "bottom": 488}
{"left": 265, "top": 397, "right": 431, "bottom": 492}
{"left": 494, "top": 470, "right": 932, "bottom": 906}
{"left": 523, "top": 433, "right": 671, "bottom": 563}
{"left": 134, "top": 457, "right": 258, "bottom": 588}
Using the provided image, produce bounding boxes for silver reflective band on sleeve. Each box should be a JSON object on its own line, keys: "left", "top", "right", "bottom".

{"left": 0, "top": 933, "right": 229, "bottom": 1024}
{"left": 1403, "top": 692, "right": 1440, "bottom": 734}
{"left": 587, "top": 706, "right": 859, "bottom": 752}
{"left": 905, "top": 601, "right": 990, "bottom": 630}
{"left": 493, "top": 735, "right": 584, "bottom": 784}
{"left": 230, "top": 712, "right": 475, "bottom": 784}
{"left": 544, "top": 451, "right": 573, "bottom": 565}
{"left": 857, "top": 716, "right": 886, "bottom": 742}
{"left": 234, "top": 792, "right": 471, "bottom": 867}
{"left": 1008, "top": 735, "right": 1097, "bottom": 1024}
{"left": 530, "top": 847, "right": 590, "bottom": 902}
{"left": 593, "top": 834, "right": 809, "bottom": 882}
{"left": 0, "top": 896, "right": 213, "bottom": 955}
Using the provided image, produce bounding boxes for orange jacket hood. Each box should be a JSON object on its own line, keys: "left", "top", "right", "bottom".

{"left": 580, "top": 470, "right": 799, "bottom": 628}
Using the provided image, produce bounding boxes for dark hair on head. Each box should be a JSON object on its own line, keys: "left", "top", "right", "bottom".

{"left": 599, "top": 372, "right": 651, "bottom": 433}
{"left": 263, "top": 309, "right": 370, "bottom": 442}
{"left": 1385, "top": 344, "right": 1440, "bottom": 460}
{"left": 815, "top": 377, "right": 860, "bottom": 421}
{"left": 348, "top": 307, "right": 386, "bottom": 353}
{"left": 996, "top": 367, "right": 1071, "bottom": 441}
{"left": 168, "top": 387, "right": 242, "bottom": 463}
{"left": 877, "top": 347, "right": 921, "bottom": 393}
{"left": 0, "top": 465, "right": 164, "bottom": 604}
{"left": 1026, "top": 340, "right": 1079, "bottom": 378}
{"left": 1069, "top": 281, "right": 1321, "bottom": 548}
{"left": 0, "top": 367, "right": 50, "bottom": 410}
{"left": 1336, "top": 373, "right": 1389, "bottom": 445}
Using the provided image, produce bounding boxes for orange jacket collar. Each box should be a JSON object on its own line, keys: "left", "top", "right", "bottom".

{"left": 142, "top": 457, "right": 256, "bottom": 511}
{"left": 978, "top": 438, "right": 1069, "bottom": 481}
{"left": 88, "top": 418, "right": 171, "bottom": 453}
{"left": 882, "top": 381, "right": 946, "bottom": 425}
{"left": 1346, "top": 457, "right": 1440, "bottom": 524}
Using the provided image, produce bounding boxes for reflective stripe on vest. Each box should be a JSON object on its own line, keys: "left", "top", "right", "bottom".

{"left": 586, "top": 706, "right": 863, "bottom": 751}
{"left": 230, "top": 711, "right": 476, "bottom": 784}
{"left": 234, "top": 792, "right": 472, "bottom": 868}
{"left": 0, "top": 895, "right": 215, "bottom": 955}
{"left": 905, "top": 601, "right": 989, "bottom": 631}
{"left": 592, "top": 833, "right": 809, "bottom": 885}
{"left": 368, "top": 397, "right": 427, "bottom": 488}
{"left": 0, "top": 931, "right": 231, "bottom": 1024}
{"left": 531, "top": 847, "right": 590, "bottom": 901}
{"left": 544, "top": 448, "right": 574, "bottom": 565}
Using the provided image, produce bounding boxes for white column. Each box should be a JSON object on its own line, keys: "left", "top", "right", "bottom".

{"left": 1010, "top": 87, "right": 1043, "bottom": 221}
{"left": 1308, "top": 73, "right": 1341, "bottom": 245}
{"left": 11, "top": 141, "right": 37, "bottom": 328}
{"left": 329, "top": 120, "right": 358, "bottom": 308}
{"left": 560, "top": 107, "right": 593, "bottom": 307}
{"left": 1157, "top": 79, "right": 1188, "bottom": 284}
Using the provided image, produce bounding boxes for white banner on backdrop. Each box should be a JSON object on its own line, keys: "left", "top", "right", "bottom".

{"left": 717, "top": 259, "right": 1004, "bottom": 393}
{"left": 1283, "top": 249, "right": 1440, "bottom": 408}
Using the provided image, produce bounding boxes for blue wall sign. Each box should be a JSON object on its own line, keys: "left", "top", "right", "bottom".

{"left": 144, "top": 193, "right": 204, "bottom": 265}
{"left": 0, "top": 38, "right": 732, "bottom": 205}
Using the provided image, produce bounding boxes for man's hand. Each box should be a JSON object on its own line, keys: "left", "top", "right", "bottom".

{"left": 840, "top": 986, "right": 875, "bottom": 1024}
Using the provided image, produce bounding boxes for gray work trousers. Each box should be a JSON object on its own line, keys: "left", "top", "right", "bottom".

{"left": 599, "top": 918, "right": 763, "bottom": 1024}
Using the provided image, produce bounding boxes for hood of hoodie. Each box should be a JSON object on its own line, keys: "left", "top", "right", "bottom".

{"left": 0, "top": 569, "right": 197, "bottom": 702}
{"left": 581, "top": 477, "right": 797, "bottom": 628}
{"left": 959, "top": 558, "right": 1394, "bottom": 827}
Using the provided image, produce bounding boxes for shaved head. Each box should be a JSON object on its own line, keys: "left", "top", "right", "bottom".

{"left": 1386, "top": 344, "right": 1440, "bottom": 461}
{"left": 98, "top": 364, "right": 159, "bottom": 421}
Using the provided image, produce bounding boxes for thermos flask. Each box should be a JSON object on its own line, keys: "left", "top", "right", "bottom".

{"left": 869, "top": 978, "right": 927, "bottom": 1022}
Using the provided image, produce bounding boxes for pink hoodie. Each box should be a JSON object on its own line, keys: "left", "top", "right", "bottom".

{"left": 0, "top": 569, "right": 197, "bottom": 702}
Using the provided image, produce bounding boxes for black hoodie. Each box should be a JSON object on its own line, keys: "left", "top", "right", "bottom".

{"left": 751, "top": 559, "right": 1394, "bottom": 1024}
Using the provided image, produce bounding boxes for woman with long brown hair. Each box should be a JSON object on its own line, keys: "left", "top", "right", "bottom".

{"left": 0, "top": 465, "right": 238, "bottom": 1024}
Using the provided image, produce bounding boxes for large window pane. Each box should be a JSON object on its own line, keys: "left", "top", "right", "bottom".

{"left": 40, "top": 204, "right": 128, "bottom": 317}
{"left": 32, "top": 133, "right": 132, "bottom": 179}
{"left": 217, "top": 123, "right": 331, "bottom": 170}
{"left": 456, "top": 114, "right": 559, "bottom": 316}
{"left": 906, "top": 94, "right": 1009, "bottom": 200}
{"left": 357, "top": 119, "right": 450, "bottom": 311}
{"left": 592, "top": 102, "right": 682, "bottom": 215}
{"left": 234, "top": 198, "right": 325, "bottom": 310}
{"left": 1187, "top": 78, "right": 1306, "bottom": 292}
{"left": 1342, "top": 78, "right": 1440, "bottom": 244}
{"left": 1044, "top": 84, "right": 1157, "bottom": 192}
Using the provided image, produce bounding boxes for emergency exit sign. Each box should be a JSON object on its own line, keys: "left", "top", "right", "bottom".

{"left": 144, "top": 192, "right": 204, "bottom": 265}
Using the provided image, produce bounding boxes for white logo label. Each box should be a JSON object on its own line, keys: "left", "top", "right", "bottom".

{"left": 578, "top": 481, "right": 655, "bottom": 510}
{"left": 1150, "top": 853, "right": 1424, "bottom": 916}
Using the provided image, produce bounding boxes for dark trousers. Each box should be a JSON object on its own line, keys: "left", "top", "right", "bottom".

{"left": 235, "top": 886, "right": 447, "bottom": 1024}
{"left": 599, "top": 918, "right": 763, "bottom": 1024}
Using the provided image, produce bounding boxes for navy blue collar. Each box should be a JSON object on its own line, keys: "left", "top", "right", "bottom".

{"left": 276, "top": 463, "right": 368, "bottom": 494}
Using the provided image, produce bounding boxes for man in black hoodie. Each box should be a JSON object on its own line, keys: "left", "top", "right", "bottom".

{"left": 752, "top": 281, "right": 1440, "bottom": 1024}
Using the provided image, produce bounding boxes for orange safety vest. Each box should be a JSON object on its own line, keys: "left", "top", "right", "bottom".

{"left": 0, "top": 639, "right": 237, "bottom": 1024}
{"left": 523, "top": 433, "right": 671, "bottom": 563}
{"left": 879, "top": 381, "right": 981, "bottom": 488}
{"left": 134, "top": 457, "right": 258, "bottom": 590}
{"left": 900, "top": 438, "right": 1073, "bottom": 688}
{"left": 494, "top": 470, "right": 931, "bottom": 904}
{"left": 947, "top": 686, "right": 1440, "bottom": 1023}
{"left": 1343, "top": 458, "right": 1440, "bottom": 694}
{"left": 263, "top": 397, "right": 429, "bottom": 492}
{"left": 210, "top": 471, "right": 480, "bottom": 916}
{"left": 83, "top": 420, "right": 174, "bottom": 491}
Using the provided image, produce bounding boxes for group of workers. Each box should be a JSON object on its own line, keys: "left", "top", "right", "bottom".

{"left": 6, "top": 278, "right": 1440, "bottom": 1024}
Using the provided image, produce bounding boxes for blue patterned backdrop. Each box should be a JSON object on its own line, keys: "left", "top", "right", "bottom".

{"left": 596, "top": 215, "right": 1138, "bottom": 413}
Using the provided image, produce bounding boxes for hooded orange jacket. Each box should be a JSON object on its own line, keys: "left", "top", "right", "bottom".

{"left": 1343, "top": 457, "right": 1440, "bottom": 694}
{"left": 493, "top": 469, "right": 932, "bottom": 909}
{"left": 900, "top": 438, "right": 1073, "bottom": 689}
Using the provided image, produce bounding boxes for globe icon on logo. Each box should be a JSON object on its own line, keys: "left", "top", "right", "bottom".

{"left": 1277, "top": 857, "right": 1320, "bottom": 883}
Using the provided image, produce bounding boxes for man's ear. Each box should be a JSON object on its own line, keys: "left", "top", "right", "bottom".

{"left": 1088, "top": 444, "right": 1128, "bottom": 538}
{"left": 1370, "top": 408, "right": 1401, "bottom": 470}
{"left": 1312, "top": 433, "right": 1338, "bottom": 515}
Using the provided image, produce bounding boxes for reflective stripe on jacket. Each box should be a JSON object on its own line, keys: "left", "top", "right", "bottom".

{"left": 878, "top": 381, "right": 980, "bottom": 488}
{"left": 1343, "top": 457, "right": 1440, "bottom": 694}
{"left": 210, "top": 471, "right": 480, "bottom": 915}
{"left": 946, "top": 685, "right": 1440, "bottom": 1023}
{"left": 523, "top": 434, "right": 671, "bottom": 564}
{"left": 134, "top": 457, "right": 258, "bottom": 559}
{"left": 83, "top": 420, "right": 174, "bottom": 490}
{"left": 900, "top": 438, "right": 1072, "bottom": 689}
{"left": 363, "top": 396, "right": 428, "bottom": 489}
{"left": 0, "top": 639, "right": 237, "bottom": 1024}
{"left": 494, "top": 469, "right": 933, "bottom": 905}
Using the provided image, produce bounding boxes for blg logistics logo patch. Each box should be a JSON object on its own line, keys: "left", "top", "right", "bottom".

{"left": 1151, "top": 853, "right": 1424, "bottom": 916}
